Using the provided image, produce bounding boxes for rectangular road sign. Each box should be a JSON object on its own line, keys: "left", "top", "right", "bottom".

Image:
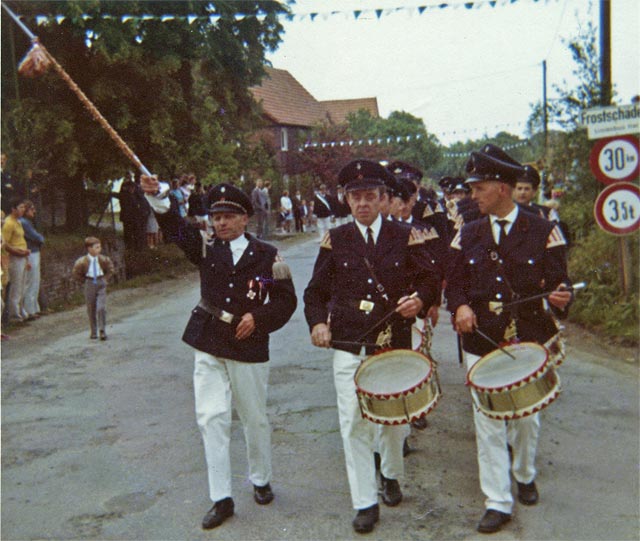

{"left": 580, "top": 104, "right": 640, "bottom": 140}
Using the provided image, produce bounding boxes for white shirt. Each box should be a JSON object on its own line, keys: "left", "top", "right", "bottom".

{"left": 86, "top": 254, "right": 104, "bottom": 278}
{"left": 228, "top": 234, "right": 249, "bottom": 266}
{"left": 489, "top": 205, "right": 519, "bottom": 244}
{"left": 354, "top": 214, "right": 382, "bottom": 244}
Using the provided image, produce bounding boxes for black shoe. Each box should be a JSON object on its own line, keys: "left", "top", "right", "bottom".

{"left": 477, "top": 509, "right": 511, "bottom": 533}
{"left": 253, "top": 483, "right": 274, "bottom": 505}
{"left": 99, "top": 331, "right": 107, "bottom": 341}
{"left": 374, "top": 451, "right": 381, "bottom": 471}
{"left": 90, "top": 334, "right": 98, "bottom": 340}
{"left": 380, "top": 474, "right": 402, "bottom": 506}
{"left": 411, "top": 416, "right": 428, "bottom": 430}
{"left": 517, "top": 481, "right": 539, "bottom": 505}
{"left": 352, "top": 504, "right": 379, "bottom": 534}
{"left": 202, "top": 497, "right": 234, "bottom": 530}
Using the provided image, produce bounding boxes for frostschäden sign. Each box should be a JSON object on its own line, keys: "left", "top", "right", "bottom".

{"left": 580, "top": 103, "right": 640, "bottom": 140}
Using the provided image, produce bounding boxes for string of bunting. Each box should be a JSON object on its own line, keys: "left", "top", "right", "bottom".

{"left": 28, "top": 0, "right": 553, "bottom": 27}
{"left": 298, "top": 133, "right": 423, "bottom": 152}
{"left": 295, "top": 133, "right": 531, "bottom": 154}
{"left": 442, "top": 140, "right": 531, "bottom": 157}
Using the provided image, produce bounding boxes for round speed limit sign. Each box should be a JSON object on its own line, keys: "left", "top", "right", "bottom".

{"left": 589, "top": 135, "right": 640, "bottom": 184}
{"left": 594, "top": 182, "right": 640, "bottom": 236}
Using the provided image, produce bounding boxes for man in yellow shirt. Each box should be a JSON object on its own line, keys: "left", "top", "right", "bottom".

{"left": 1, "top": 199, "right": 30, "bottom": 322}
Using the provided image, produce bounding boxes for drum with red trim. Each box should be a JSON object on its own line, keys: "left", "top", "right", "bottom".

{"left": 466, "top": 342, "right": 561, "bottom": 420}
{"left": 354, "top": 349, "right": 441, "bottom": 425}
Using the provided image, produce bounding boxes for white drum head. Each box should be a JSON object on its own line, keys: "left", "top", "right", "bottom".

{"left": 356, "top": 350, "right": 431, "bottom": 396}
{"left": 469, "top": 342, "right": 548, "bottom": 390}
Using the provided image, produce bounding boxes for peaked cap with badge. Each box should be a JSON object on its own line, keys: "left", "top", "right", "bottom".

{"left": 465, "top": 145, "right": 525, "bottom": 187}
{"left": 388, "top": 160, "right": 423, "bottom": 182}
{"left": 338, "top": 159, "right": 396, "bottom": 192}
{"left": 206, "top": 183, "right": 254, "bottom": 217}
{"left": 519, "top": 165, "right": 541, "bottom": 190}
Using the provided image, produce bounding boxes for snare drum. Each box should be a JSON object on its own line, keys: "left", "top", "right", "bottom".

{"left": 354, "top": 349, "right": 441, "bottom": 425}
{"left": 466, "top": 342, "right": 561, "bottom": 421}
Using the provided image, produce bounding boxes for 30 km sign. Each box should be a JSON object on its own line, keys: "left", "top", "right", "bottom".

{"left": 589, "top": 135, "right": 640, "bottom": 184}
{"left": 594, "top": 182, "right": 640, "bottom": 236}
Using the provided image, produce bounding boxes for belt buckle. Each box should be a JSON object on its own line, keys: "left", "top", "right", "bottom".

{"left": 219, "top": 310, "right": 234, "bottom": 324}
{"left": 489, "top": 301, "right": 503, "bottom": 315}
{"left": 359, "top": 300, "right": 375, "bottom": 312}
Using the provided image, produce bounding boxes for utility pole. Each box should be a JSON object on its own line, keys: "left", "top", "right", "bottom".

{"left": 600, "top": 0, "right": 631, "bottom": 297}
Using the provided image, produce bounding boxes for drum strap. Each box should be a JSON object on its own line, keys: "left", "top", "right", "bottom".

{"left": 363, "top": 257, "right": 390, "bottom": 304}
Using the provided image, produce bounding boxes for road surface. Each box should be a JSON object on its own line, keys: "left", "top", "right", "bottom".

{"left": 2, "top": 236, "right": 638, "bottom": 540}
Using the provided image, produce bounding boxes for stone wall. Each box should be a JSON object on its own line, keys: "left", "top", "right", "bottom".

{"left": 39, "top": 236, "right": 127, "bottom": 308}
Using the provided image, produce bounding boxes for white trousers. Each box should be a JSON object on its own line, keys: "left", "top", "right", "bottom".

{"left": 8, "top": 256, "right": 28, "bottom": 319}
{"left": 333, "top": 349, "right": 405, "bottom": 509}
{"left": 23, "top": 251, "right": 41, "bottom": 316}
{"left": 467, "top": 353, "right": 540, "bottom": 514}
{"left": 193, "top": 351, "right": 272, "bottom": 503}
{"left": 317, "top": 217, "right": 331, "bottom": 240}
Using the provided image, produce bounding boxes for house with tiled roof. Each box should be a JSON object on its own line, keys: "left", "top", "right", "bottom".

{"left": 249, "top": 67, "right": 379, "bottom": 178}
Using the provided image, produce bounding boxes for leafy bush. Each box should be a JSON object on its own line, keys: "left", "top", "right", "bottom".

{"left": 566, "top": 216, "right": 639, "bottom": 345}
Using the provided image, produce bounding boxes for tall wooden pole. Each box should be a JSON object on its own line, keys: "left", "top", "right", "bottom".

{"left": 600, "top": 0, "right": 631, "bottom": 297}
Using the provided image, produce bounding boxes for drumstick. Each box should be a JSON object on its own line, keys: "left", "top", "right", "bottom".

{"left": 331, "top": 340, "right": 379, "bottom": 348}
{"left": 473, "top": 328, "right": 516, "bottom": 360}
{"left": 500, "top": 282, "right": 586, "bottom": 311}
{"left": 351, "top": 292, "right": 419, "bottom": 344}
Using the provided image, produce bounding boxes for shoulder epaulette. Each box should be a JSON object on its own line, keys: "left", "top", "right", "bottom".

{"left": 424, "top": 226, "right": 440, "bottom": 240}
{"left": 408, "top": 227, "right": 427, "bottom": 245}
{"left": 546, "top": 224, "right": 567, "bottom": 249}
{"left": 272, "top": 253, "right": 292, "bottom": 280}
{"left": 422, "top": 205, "right": 435, "bottom": 218}
{"left": 320, "top": 232, "right": 332, "bottom": 250}
{"left": 450, "top": 229, "right": 462, "bottom": 250}
{"left": 434, "top": 201, "right": 445, "bottom": 213}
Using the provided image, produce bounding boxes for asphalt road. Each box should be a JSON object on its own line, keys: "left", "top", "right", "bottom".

{"left": 2, "top": 236, "right": 639, "bottom": 541}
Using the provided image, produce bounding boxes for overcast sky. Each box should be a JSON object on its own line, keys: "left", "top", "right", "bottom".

{"left": 266, "top": 0, "right": 640, "bottom": 146}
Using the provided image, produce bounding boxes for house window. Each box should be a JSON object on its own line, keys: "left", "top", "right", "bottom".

{"left": 280, "top": 128, "right": 289, "bottom": 151}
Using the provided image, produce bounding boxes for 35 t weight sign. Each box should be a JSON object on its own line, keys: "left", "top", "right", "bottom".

{"left": 594, "top": 183, "right": 640, "bottom": 236}
{"left": 589, "top": 135, "right": 639, "bottom": 184}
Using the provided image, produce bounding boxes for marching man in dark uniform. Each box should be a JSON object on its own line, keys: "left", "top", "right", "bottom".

{"left": 513, "top": 164, "right": 560, "bottom": 222}
{"left": 304, "top": 159, "right": 440, "bottom": 534}
{"left": 140, "top": 176, "right": 297, "bottom": 530}
{"left": 445, "top": 146, "right": 572, "bottom": 534}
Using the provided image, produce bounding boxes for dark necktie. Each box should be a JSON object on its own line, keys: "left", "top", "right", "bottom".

{"left": 496, "top": 219, "right": 508, "bottom": 246}
{"left": 366, "top": 227, "right": 375, "bottom": 259}
{"left": 220, "top": 240, "right": 233, "bottom": 267}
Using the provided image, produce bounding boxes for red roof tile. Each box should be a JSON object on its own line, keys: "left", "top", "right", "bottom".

{"left": 250, "top": 67, "right": 379, "bottom": 128}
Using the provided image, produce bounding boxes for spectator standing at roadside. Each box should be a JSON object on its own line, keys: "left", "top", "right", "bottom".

{"left": 313, "top": 184, "right": 334, "bottom": 241}
{"left": 251, "top": 179, "right": 270, "bottom": 239}
{"left": 72, "top": 236, "right": 115, "bottom": 341}
{"left": 170, "top": 178, "right": 188, "bottom": 218}
{"left": 280, "top": 190, "right": 294, "bottom": 233}
{"left": 1, "top": 199, "right": 30, "bottom": 322}
{"left": 1, "top": 211, "right": 10, "bottom": 338}
{"left": 332, "top": 184, "right": 351, "bottom": 225}
{"left": 292, "top": 190, "right": 304, "bottom": 232}
{"left": 188, "top": 182, "right": 208, "bottom": 229}
{"left": 19, "top": 200, "right": 44, "bottom": 320}
{"left": 116, "top": 179, "right": 149, "bottom": 251}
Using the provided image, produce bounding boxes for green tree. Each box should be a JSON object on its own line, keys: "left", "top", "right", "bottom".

{"left": 1, "top": 0, "right": 286, "bottom": 230}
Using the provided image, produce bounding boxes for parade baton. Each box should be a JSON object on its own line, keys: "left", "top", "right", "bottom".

{"left": 499, "top": 282, "right": 586, "bottom": 312}
{"left": 2, "top": 2, "right": 152, "bottom": 177}
{"left": 473, "top": 328, "right": 517, "bottom": 360}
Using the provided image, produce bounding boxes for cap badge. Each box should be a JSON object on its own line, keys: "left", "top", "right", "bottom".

{"left": 221, "top": 186, "right": 226, "bottom": 193}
